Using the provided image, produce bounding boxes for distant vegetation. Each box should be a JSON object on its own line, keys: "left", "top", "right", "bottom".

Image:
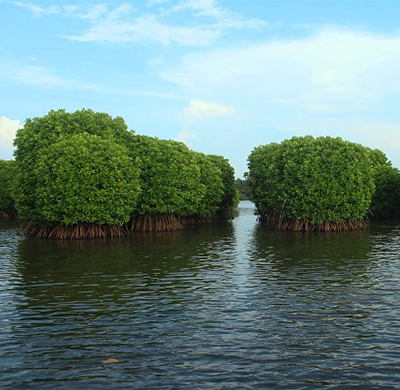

{"left": 247, "top": 136, "right": 400, "bottom": 231}
{"left": 235, "top": 178, "right": 252, "bottom": 200}
{"left": 5, "top": 108, "right": 238, "bottom": 238}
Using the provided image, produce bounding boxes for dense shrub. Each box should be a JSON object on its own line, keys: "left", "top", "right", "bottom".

{"left": 370, "top": 165, "right": 400, "bottom": 219}
{"left": 207, "top": 155, "right": 239, "bottom": 217}
{"left": 14, "top": 109, "right": 134, "bottom": 223}
{"left": 129, "top": 135, "right": 202, "bottom": 217}
{"left": 248, "top": 136, "right": 375, "bottom": 231}
{"left": 13, "top": 108, "right": 238, "bottom": 237}
{"left": 191, "top": 152, "right": 224, "bottom": 219}
{"left": 35, "top": 133, "right": 140, "bottom": 225}
{"left": 0, "top": 160, "right": 17, "bottom": 217}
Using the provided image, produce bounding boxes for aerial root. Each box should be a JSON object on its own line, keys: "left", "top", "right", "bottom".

{"left": 20, "top": 222, "right": 128, "bottom": 239}
{"left": 128, "top": 213, "right": 183, "bottom": 232}
{"left": 180, "top": 216, "right": 212, "bottom": 225}
{"left": 276, "top": 218, "right": 369, "bottom": 231}
{"left": 258, "top": 212, "right": 280, "bottom": 222}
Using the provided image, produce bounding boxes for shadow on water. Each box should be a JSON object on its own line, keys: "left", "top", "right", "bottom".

{"left": 1, "top": 221, "right": 243, "bottom": 389}
{"left": 16, "top": 221, "right": 235, "bottom": 280}
{"left": 249, "top": 223, "right": 374, "bottom": 281}
{"left": 13, "top": 221, "right": 237, "bottom": 316}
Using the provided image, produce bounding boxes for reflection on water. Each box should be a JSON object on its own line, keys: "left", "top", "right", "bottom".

{"left": 1, "top": 202, "right": 400, "bottom": 389}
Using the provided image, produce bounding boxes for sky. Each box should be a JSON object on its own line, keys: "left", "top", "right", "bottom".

{"left": 1, "top": 0, "right": 400, "bottom": 178}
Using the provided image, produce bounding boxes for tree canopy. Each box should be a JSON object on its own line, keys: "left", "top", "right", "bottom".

{"left": 129, "top": 135, "right": 203, "bottom": 217}
{"left": 14, "top": 108, "right": 135, "bottom": 223}
{"left": 207, "top": 155, "right": 239, "bottom": 217}
{"left": 248, "top": 136, "right": 376, "bottom": 230}
{"left": 367, "top": 149, "right": 400, "bottom": 219}
{"left": 12, "top": 109, "right": 238, "bottom": 237}
{"left": 34, "top": 133, "right": 140, "bottom": 226}
{"left": 0, "top": 160, "right": 16, "bottom": 217}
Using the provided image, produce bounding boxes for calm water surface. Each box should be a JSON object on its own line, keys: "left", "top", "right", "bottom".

{"left": 1, "top": 201, "right": 400, "bottom": 389}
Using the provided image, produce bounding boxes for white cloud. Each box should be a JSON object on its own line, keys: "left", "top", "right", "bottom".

{"left": 175, "top": 127, "right": 196, "bottom": 144}
{"left": 147, "top": 0, "right": 170, "bottom": 5}
{"left": 12, "top": 2, "right": 60, "bottom": 17}
{"left": 0, "top": 64, "right": 78, "bottom": 89}
{"left": 159, "top": 28, "right": 400, "bottom": 112}
{"left": 173, "top": 0, "right": 234, "bottom": 19}
{"left": 183, "top": 99, "right": 234, "bottom": 120}
{"left": 13, "top": 2, "right": 110, "bottom": 21}
{"left": 0, "top": 116, "right": 23, "bottom": 149}
{"left": 0, "top": 63, "right": 118, "bottom": 94}
{"left": 13, "top": 1, "right": 267, "bottom": 47}
{"left": 0, "top": 61, "right": 185, "bottom": 100}
{"left": 62, "top": 4, "right": 109, "bottom": 22}
{"left": 172, "top": 0, "right": 267, "bottom": 29}
{"left": 66, "top": 13, "right": 219, "bottom": 46}
{"left": 351, "top": 123, "right": 400, "bottom": 152}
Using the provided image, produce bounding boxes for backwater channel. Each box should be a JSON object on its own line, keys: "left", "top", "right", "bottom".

{"left": 1, "top": 201, "right": 400, "bottom": 389}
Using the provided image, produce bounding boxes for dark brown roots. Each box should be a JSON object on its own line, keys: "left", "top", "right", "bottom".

{"left": 214, "top": 207, "right": 237, "bottom": 220}
{"left": 21, "top": 222, "right": 128, "bottom": 239}
{"left": 128, "top": 213, "right": 183, "bottom": 232}
{"left": 0, "top": 211, "right": 19, "bottom": 219}
{"left": 180, "top": 216, "right": 213, "bottom": 225}
{"left": 276, "top": 218, "right": 369, "bottom": 232}
{"left": 258, "top": 212, "right": 280, "bottom": 222}
{"left": 20, "top": 212, "right": 228, "bottom": 239}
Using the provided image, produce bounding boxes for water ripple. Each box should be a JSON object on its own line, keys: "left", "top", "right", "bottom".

{"left": 1, "top": 205, "right": 400, "bottom": 389}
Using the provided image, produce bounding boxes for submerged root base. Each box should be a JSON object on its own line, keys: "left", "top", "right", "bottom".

{"left": 214, "top": 207, "right": 236, "bottom": 220}
{"left": 181, "top": 216, "right": 212, "bottom": 225}
{"left": 1, "top": 211, "right": 19, "bottom": 219}
{"left": 128, "top": 213, "right": 183, "bottom": 232}
{"left": 258, "top": 213, "right": 280, "bottom": 223}
{"left": 276, "top": 219, "right": 369, "bottom": 232}
{"left": 21, "top": 222, "right": 128, "bottom": 239}
{"left": 20, "top": 211, "right": 229, "bottom": 239}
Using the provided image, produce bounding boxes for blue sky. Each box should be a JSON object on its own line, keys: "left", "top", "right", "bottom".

{"left": 1, "top": 0, "right": 400, "bottom": 177}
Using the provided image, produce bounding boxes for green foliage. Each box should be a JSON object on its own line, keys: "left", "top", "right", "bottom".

{"left": 365, "top": 148, "right": 400, "bottom": 219}
{"left": 0, "top": 160, "right": 16, "bottom": 217}
{"left": 247, "top": 142, "right": 284, "bottom": 218}
{"left": 235, "top": 178, "right": 252, "bottom": 200}
{"left": 129, "top": 135, "right": 203, "bottom": 216}
{"left": 368, "top": 148, "right": 391, "bottom": 173}
{"left": 193, "top": 153, "right": 224, "bottom": 217}
{"left": 207, "top": 155, "right": 239, "bottom": 214}
{"left": 34, "top": 133, "right": 140, "bottom": 225}
{"left": 13, "top": 108, "right": 238, "bottom": 232}
{"left": 248, "top": 136, "right": 375, "bottom": 225}
{"left": 14, "top": 109, "right": 136, "bottom": 223}
{"left": 370, "top": 165, "right": 400, "bottom": 219}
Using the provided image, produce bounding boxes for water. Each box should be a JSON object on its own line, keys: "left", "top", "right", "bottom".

{"left": 1, "top": 201, "right": 400, "bottom": 389}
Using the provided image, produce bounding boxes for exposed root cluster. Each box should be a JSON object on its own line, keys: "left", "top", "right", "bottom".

{"left": 128, "top": 213, "right": 183, "bottom": 232}
{"left": 21, "top": 222, "right": 128, "bottom": 239}
{"left": 258, "top": 212, "right": 280, "bottom": 223}
{"left": 181, "top": 216, "right": 212, "bottom": 225}
{"left": 0, "top": 211, "right": 19, "bottom": 219}
{"left": 276, "top": 218, "right": 369, "bottom": 232}
{"left": 20, "top": 208, "right": 238, "bottom": 239}
{"left": 214, "top": 207, "right": 236, "bottom": 220}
